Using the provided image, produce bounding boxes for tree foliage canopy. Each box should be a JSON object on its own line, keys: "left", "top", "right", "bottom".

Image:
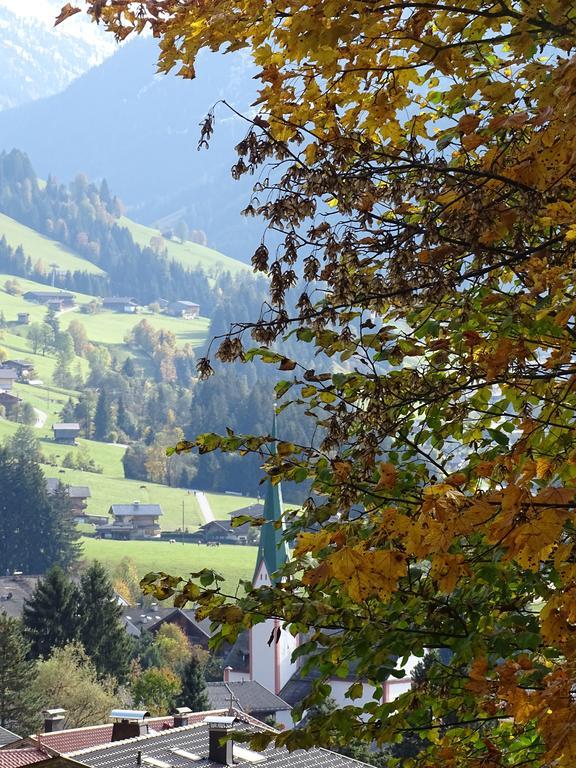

{"left": 72, "top": 1, "right": 576, "bottom": 766}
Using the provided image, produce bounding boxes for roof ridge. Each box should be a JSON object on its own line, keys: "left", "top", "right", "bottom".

{"left": 65, "top": 712, "right": 227, "bottom": 757}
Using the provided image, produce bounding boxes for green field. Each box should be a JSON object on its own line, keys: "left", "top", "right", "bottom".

{"left": 0, "top": 213, "right": 105, "bottom": 276}
{"left": 81, "top": 538, "right": 258, "bottom": 588}
{"left": 0, "top": 274, "right": 211, "bottom": 352}
{"left": 61, "top": 309, "right": 211, "bottom": 350}
{"left": 119, "top": 217, "right": 250, "bottom": 278}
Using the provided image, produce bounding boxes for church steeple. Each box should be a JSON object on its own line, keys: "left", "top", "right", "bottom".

{"left": 253, "top": 412, "right": 289, "bottom": 586}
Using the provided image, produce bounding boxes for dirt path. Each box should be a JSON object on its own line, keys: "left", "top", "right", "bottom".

{"left": 33, "top": 408, "right": 47, "bottom": 428}
{"left": 195, "top": 491, "right": 215, "bottom": 524}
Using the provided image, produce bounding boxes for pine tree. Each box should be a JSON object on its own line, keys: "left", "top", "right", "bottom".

{"left": 0, "top": 613, "right": 37, "bottom": 730}
{"left": 176, "top": 656, "right": 209, "bottom": 711}
{"left": 94, "top": 390, "right": 113, "bottom": 441}
{"left": 6, "top": 425, "right": 43, "bottom": 463}
{"left": 78, "top": 562, "right": 132, "bottom": 684}
{"left": 48, "top": 484, "right": 81, "bottom": 569}
{"left": 22, "top": 566, "right": 80, "bottom": 659}
{"left": 0, "top": 451, "right": 78, "bottom": 573}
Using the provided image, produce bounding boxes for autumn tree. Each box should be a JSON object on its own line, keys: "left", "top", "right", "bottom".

{"left": 131, "top": 667, "right": 181, "bottom": 716}
{"left": 31, "top": 642, "right": 116, "bottom": 730}
{"left": 72, "top": 2, "right": 576, "bottom": 767}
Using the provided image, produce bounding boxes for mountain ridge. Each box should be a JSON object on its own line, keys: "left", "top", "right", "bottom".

{"left": 0, "top": 38, "right": 262, "bottom": 261}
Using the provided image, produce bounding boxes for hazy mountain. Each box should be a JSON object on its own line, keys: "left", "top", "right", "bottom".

{"left": 0, "top": 1, "right": 116, "bottom": 110}
{"left": 0, "top": 37, "right": 264, "bottom": 261}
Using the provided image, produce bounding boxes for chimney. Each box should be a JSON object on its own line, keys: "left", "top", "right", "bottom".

{"left": 110, "top": 710, "right": 150, "bottom": 742}
{"left": 43, "top": 709, "right": 66, "bottom": 732}
{"left": 223, "top": 666, "right": 233, "bottom": 683}
{"left": 173, "top": 707, "right": 193, "bottom": 728}
{"left": 205, "top": 716, "right": 235, "bottom": 765}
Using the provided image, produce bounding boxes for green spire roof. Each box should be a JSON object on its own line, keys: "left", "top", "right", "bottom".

{"left": 253, "top": 413, "right": 289, "bottom": 585}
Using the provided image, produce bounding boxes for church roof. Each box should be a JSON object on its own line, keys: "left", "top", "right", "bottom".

{"left": 253, "top": 415, "right": 289, "bottom": 585}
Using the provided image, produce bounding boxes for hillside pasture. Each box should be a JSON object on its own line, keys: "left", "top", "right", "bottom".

{"left": 81, "top": 537, "right": 257, "bottom": 588}
{"left": 119, "top": 217, "right": 250, "bottom": 277}
{"left": 0, "top": 213, "right": 105, "bottom": 276}
{"left": 61, "top": 309, "right": 211, "bottom": 349}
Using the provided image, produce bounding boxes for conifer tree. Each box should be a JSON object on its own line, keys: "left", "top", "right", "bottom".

{"left": 0, "top": 450, "right": 78, "bottom": 573}
{"left": 22, "top": 566, "right": 80, "bottom": 659}
{"left": 0, "top": 613, "right": 37, "bottom": 731}
{"left": 93, "top": 390, "right": 113, "bottom": 441}
{"left": 78, "top": 562, "right": 132, "bottom": 683}
{"left": 176, "top": 656, "right": 209, "bottom": 711}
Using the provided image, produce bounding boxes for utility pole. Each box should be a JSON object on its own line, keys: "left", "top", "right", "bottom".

{"left": 182, "top": 498, "right": 185, "bottom": 543}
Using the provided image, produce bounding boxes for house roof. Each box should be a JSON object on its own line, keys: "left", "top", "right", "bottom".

{"left": 21, "top": 718, "right": 175, "bottom": 754}
{"left": 170, "top": 301, "right": 199, "bottom": 308}
{"left": 0, "top": 728, "right": 20, "bottom": 748}
{"left": 122, "top": 607, "right": 211, "bottom": 638}
{"left": 102, "top": 297, "right": 138, "bottom": 305}
{"left": 4, "top": 360, "right": 33, "bottom": 368}
{"left": 24, "top": 291, "right": 75, "bottom": 299}
{"left": 109, "top": 504, "right": 163, "bottom": 517}
{"left": 53, "top": 423, "right": 81, "bottom": 432}
{"left": 207, "top": 682, "right": 291, "bottom": 714}
{"left": 0, "top": 393, "right": 22, "bottom": 403}
{"left": 46, "top": 479, "right": 91, "bottom": 499}
{"left": 229, "top": 504, "right": 264, "bottom": 518}
{"left": 63, "top": 714, "right": 369, "bottom": 768}
{"left": 0, "top": 749, "right": 50, "bottom": 768}
{"left": 0, "top": 368, "right": 18, "bottom": 379}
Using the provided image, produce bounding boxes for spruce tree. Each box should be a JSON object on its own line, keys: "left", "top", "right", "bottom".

{"left": 0, "top": 450, "right": 78, "bottom": 573}
{"left": 94, "top": 390, "right": 113, "bottom": 441}
{"left": 78, "top": 562, "right": 132, "bottom": 684}
{"left": 0, "top": 613, "right": 37, "bottom": 731}
{"left": 23, "top": 566, "right": 80, "bottom": 659}
{"left": 176, "top": 656, "right": 209, "bottom": 711}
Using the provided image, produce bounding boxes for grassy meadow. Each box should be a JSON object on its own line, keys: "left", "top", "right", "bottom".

{"left": 0, "top": 213, "right": 105, "bottom": 276}
{"left": 81, "top": 538, "right": 258, "bottom": 587}
{"left": 119, "top": 217, "right": 250, "bottom": 278}
{"left": 61, "top": 309, "right": 211, "bottom": 350}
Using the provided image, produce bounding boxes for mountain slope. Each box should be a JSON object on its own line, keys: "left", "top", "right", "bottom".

{"left": 0, "top": 212, "right": 105, "bottom": 275}
{"left": 0, "top": 38, "right": 262, "bottom": 261}
{"left": 0, "top": 2, "right": 116, "bottom": 111}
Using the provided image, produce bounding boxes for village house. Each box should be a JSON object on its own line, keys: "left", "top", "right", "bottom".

{"left": 190, "top": 520, "right": 247, "bottom": 545}
{"left": 96, "top": 501, "right": 163, "bottom": 540}
{"left": 16, "top": 312, "right": 30, "bottom": 325}
{"left": 0, "top": 391, "right": 22, "bottom": 417}
{"left": 165, "top": 300, "right": 200, "bottom": 319}
{"left": 23, "top": 290, "right": 76, "bottom": 308}
{"left": 46, "top": 478, "right": 91, "bottom": 518}
{"left": 3, "top": 359, "right": 35, "bottom": 381}
{"left": 0, "top": 367, "right": 18, "bottom": 392}
{"left": 206, "top": 681, "right": 292, "bottom": 725}
{"left": 122, "top": 605, "right": 213, "bottom": 648}
{"left": 101, "top": 297, "right": 140, "bottom": 313}
{"left": 52, "top": 423, "right": 81, "bottom": 444}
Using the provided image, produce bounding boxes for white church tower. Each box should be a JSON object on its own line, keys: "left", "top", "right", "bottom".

{"left": 248, "top": 415, "right": 299, "bottom": 695}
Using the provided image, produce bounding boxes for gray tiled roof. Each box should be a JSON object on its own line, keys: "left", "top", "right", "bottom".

{"left": 0, "top": 727, "right": 20, "bottom": 747}
{"left": 46, "top": 479, "right": 91, "bottom": 498}
{"left": 66, "top": 716, "right": 370, "bottom": 768}
{"left": 207, "top": 682, "right": 291, "bottom": 713}
{"left": 53, "top": 423, "right": 81, "bottom": 431}
{"left": 122, "top": 607, "right": 212, "bottom": 638}
{"left": 110, "top": 504, "right": 163, "bottom": 517}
